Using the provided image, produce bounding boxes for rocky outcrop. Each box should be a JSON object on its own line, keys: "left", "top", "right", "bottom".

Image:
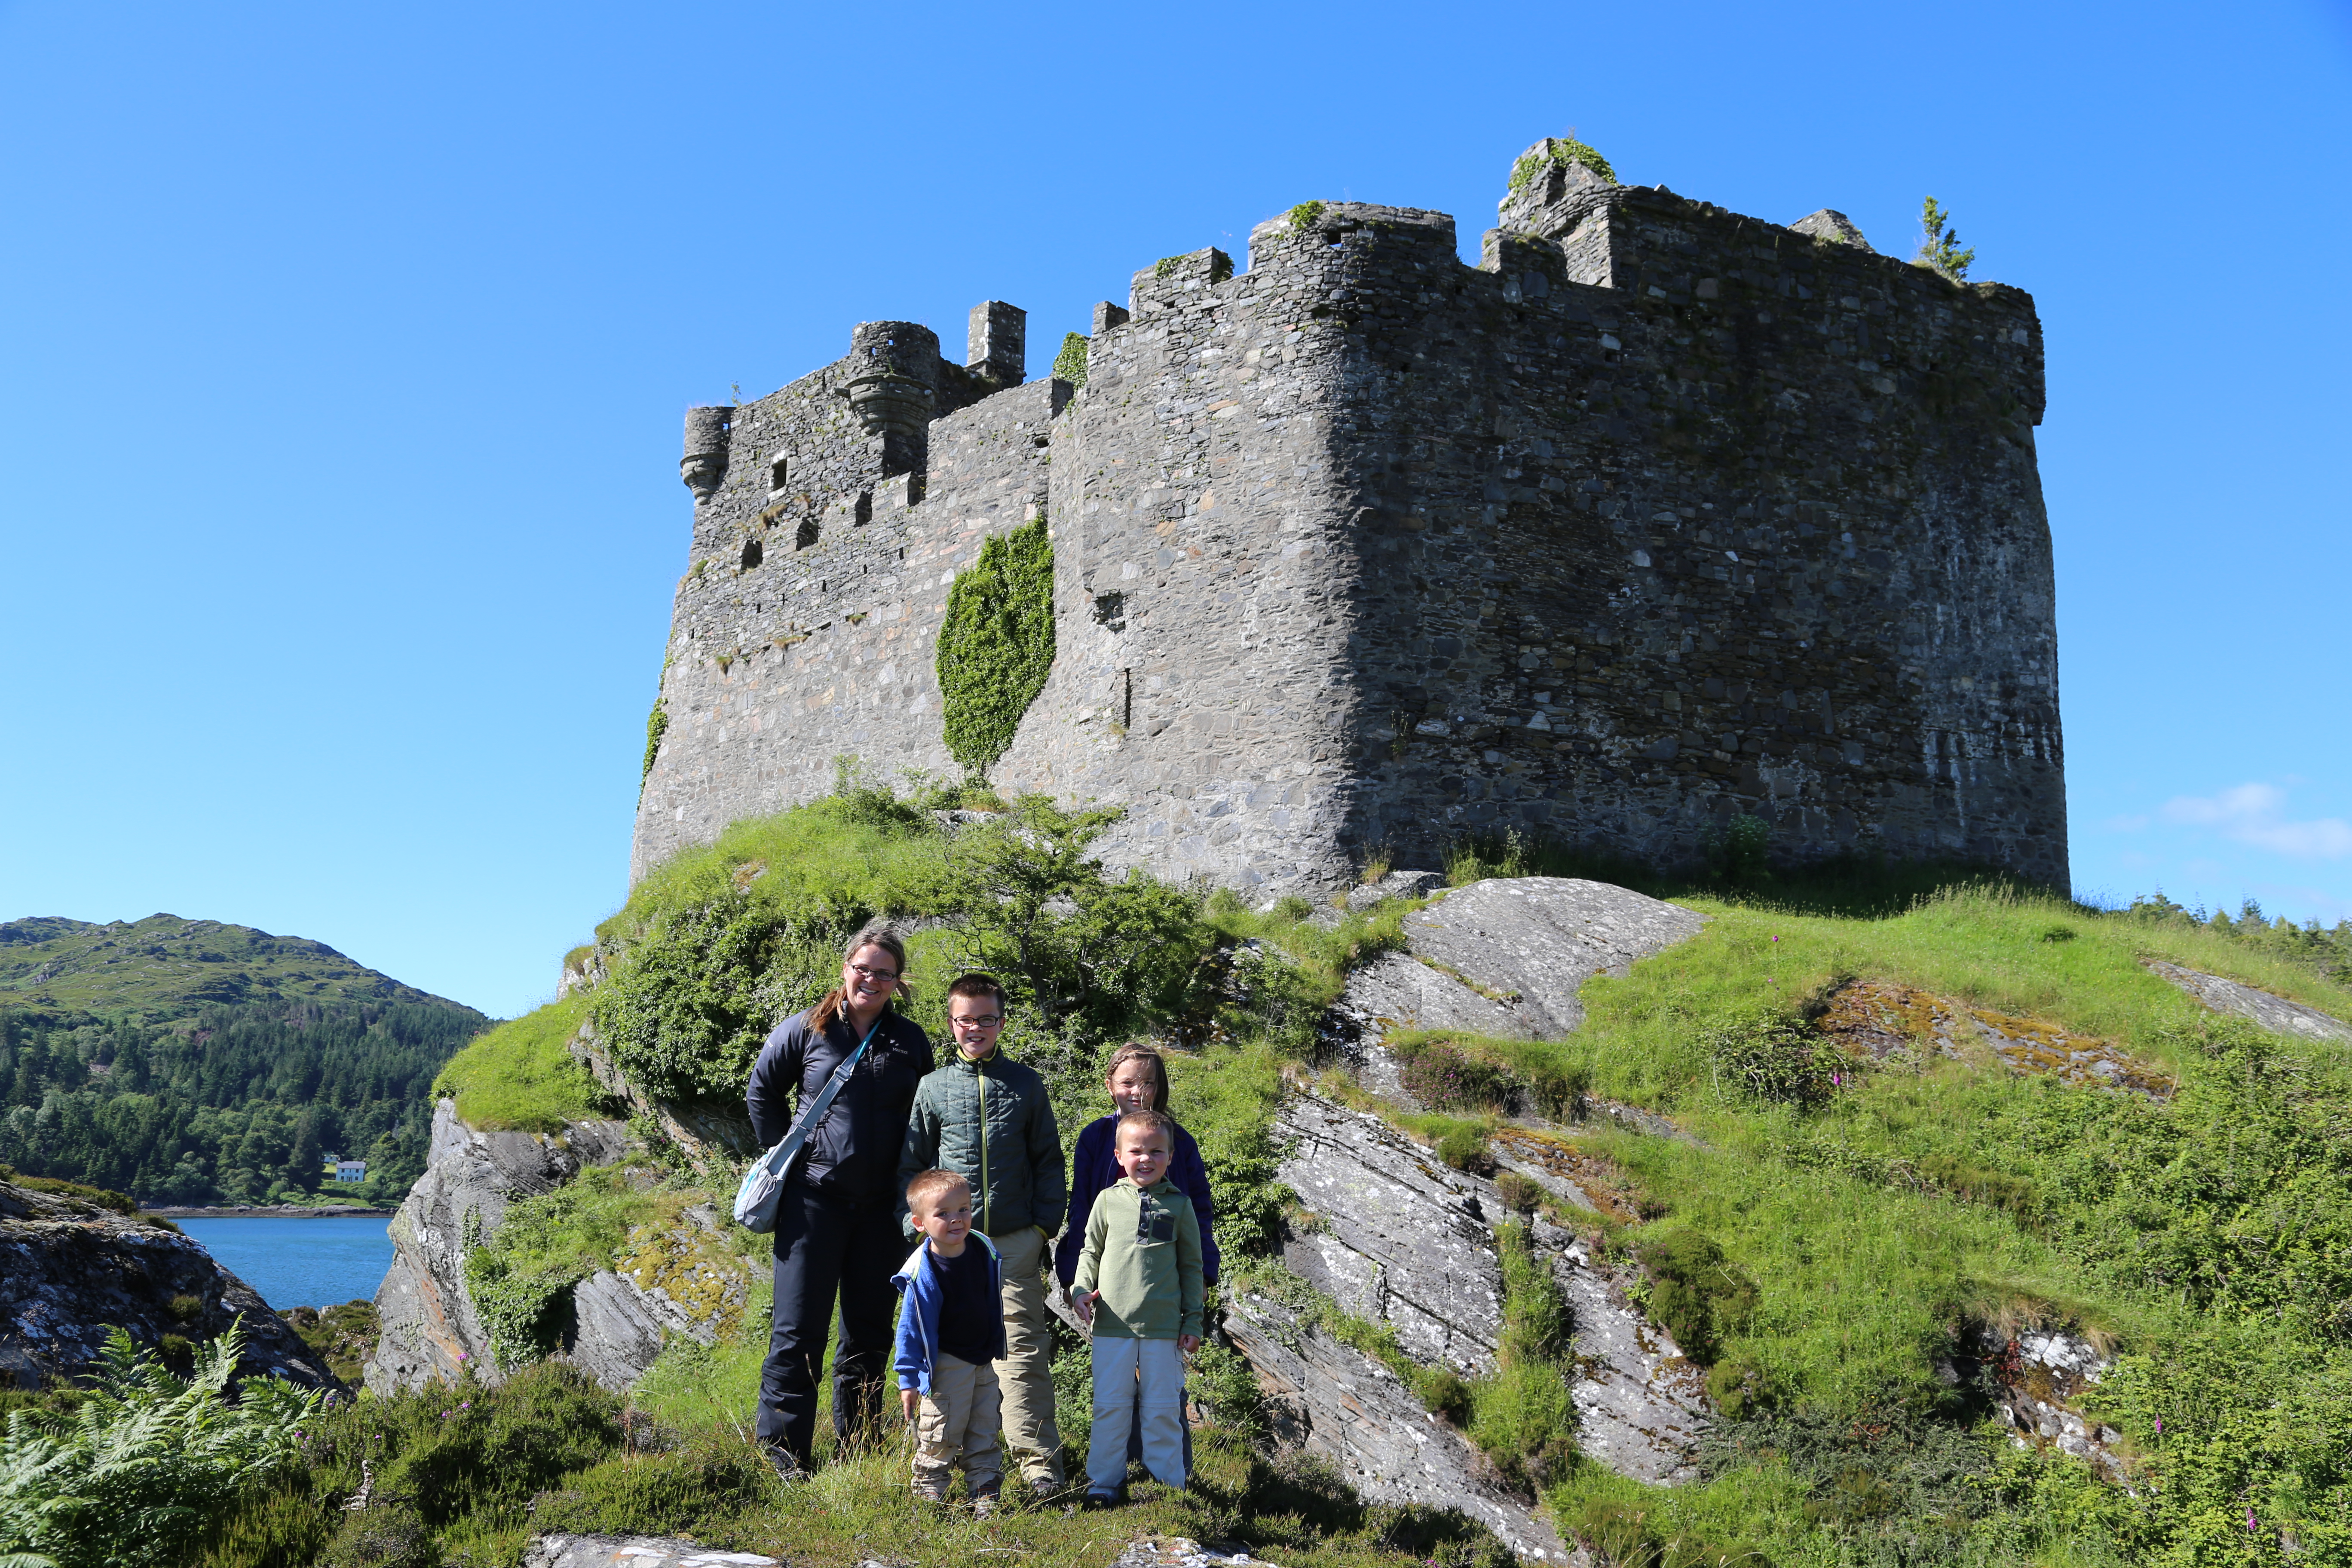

{"left": 366, "top": 1100, "right": 629, "bottom": 1393}
{"left": 523, "top": 1536, "right": 778, "bottom": 1568}
{"left": 570, "top": 1201, "right": 757, "bottom": 1390}
{"left": 1277, "top": 1095, "right": 1507, "bottom": 1374}
{"left": 1266, "top": 1093, "right": 1709, "bottom": 1492}
{"left": 570, "top": 1018, "right": 757, "bottom": 1172}
{"left": 2146, "top": 960, "right": 2352, "bottom": 1045}
{"left": 1340, "top": 879, "right": 1707, "bottom": 1089}
{"left": 1114, "top": 1540, "right": 1293, "bottom": 1568}
{"left": 1944, "top": 1325, "right": 2125, "bottom": 1482}
{"left": 1819, "top": 980, "right": 2174, "bottom": 1099}
{"left": 0, "top": 1177, "right": 334, "bottom": 1390}
{"left": 1225, "top": 1289, "right": 1569, "bottom": 1562}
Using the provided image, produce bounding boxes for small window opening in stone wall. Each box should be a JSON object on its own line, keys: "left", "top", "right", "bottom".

{"left": 795, "top": 517, "right": 819, "bottom": 551}
{"left": 740, "top": 537, "right": 763, "bottom": 570}
{"left": 769, "top": 456, "right": 788, "bottom": 493}
{"left": 855, "top": 491, "right": 873, "bottom": 525}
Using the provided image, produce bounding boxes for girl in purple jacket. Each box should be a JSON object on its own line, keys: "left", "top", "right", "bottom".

{"left": 1054, "top": 1044, "right": 1220, "bottom": 1291}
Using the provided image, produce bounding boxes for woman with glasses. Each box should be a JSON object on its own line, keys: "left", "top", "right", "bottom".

{"left": 745, "top": 922, "right": 935, "bottom": 1478}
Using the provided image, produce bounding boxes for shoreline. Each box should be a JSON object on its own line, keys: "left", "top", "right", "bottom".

{"left": 144, "top": 1204, "right": 392, "bottom": 1219}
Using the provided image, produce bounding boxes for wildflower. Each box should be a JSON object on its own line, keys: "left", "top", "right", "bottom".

{"left": 460, "top": 1401, "right": 472, "bottom": 1410}
{"left": 2247, "top": 1508, "right": 2257, "bottom": 1533}
{"left": 454, "top": 1350, "right": 468, "bottom": 1360}
{"left": 2154, "top": 1415, "right": 2162, "bottom": 1434}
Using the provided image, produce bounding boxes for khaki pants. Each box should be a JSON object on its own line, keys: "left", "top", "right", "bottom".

{"left": 913, "top": 1353, "right": 1001, "bottom": 1501}
{"left": 991, "top": 1226, "right": 1063, "bottom": 1488}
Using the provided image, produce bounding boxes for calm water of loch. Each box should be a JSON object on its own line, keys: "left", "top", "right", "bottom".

{"left": 178, "top": 1216, "right": 393, "bottom": 1311}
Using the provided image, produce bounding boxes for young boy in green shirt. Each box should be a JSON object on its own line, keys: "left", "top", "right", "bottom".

{"left": 1070, "top": 1109, "right": 1203, "bottom": 1504}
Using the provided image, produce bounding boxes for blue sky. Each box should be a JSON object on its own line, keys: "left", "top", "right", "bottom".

{"left": 2, "top": 1, "right": 2347, "bottom": 1017}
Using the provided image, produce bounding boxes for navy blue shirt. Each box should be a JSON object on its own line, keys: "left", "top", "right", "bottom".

{"left": 932, "top": 1240, "right": 998, "bottom": 1367}
{"left": 1054, "top": 1114, "right": 1219, "bottom": 1287}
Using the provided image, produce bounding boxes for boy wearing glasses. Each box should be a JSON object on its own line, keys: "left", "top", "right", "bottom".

{"left": 897, "top": 973, "right": 1069, "bottom": 1493}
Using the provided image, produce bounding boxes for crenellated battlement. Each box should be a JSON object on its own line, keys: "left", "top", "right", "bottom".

{"left": 635, "top": 141, "right": 2066, "bottom": 891}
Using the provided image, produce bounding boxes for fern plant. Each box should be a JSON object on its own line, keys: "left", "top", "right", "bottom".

{"left": 0, "top": 1322, "right": 322, "bottom": 1568}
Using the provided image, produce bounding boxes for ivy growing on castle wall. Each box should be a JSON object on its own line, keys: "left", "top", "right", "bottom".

{"left": 1051, "top": 332, "right": 1088, "bottom": 388}
{"left": 937, "top": 516, "right": 1055, "bottom": 778}
{"left": 639, "top": 699, "right": 668, "bottom": 790}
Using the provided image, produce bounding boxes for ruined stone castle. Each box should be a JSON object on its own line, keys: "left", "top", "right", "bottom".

{"left": 632, "top": 140, "right": 2066, "bottom": 893}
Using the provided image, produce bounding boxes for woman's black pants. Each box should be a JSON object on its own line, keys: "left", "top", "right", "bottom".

{"left": 756, "top": 1180, "right": 900, "bottom": 1467}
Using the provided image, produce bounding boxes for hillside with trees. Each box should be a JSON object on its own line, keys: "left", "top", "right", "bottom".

{"left": 0, "top": 915, "right": 489, "bottom": 1204}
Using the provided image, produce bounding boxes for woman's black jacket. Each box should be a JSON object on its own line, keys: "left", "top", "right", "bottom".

{"left": 744, "top": 1005, "right": 934, "bottom": 1204}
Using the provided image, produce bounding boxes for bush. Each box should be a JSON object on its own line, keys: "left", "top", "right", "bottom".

{"left": 594, "top": 893, "right": 839, "bottom": 1104}
{"left": 1703, "top": 1009, "right": 1837, "bottom": 1107}
{"left": 943, "top": 795, "right": 1213, "bottom": 1038}
{"left": 1635, "top": 1232, "right": 1757, "bottom": 1366}
{"left": 1398, "top": 1041, "right": 1516, "bottom": 1112}
{"left": 526, "top": 1429, "right": 771, "bottom": 1538}
{"left": 0, "top": 1323, "right": 323, "bottom": 1568}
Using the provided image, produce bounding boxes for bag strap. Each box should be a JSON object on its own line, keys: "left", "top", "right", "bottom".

{"left": 772, "top": 1012, "right": 885, "bottom": 1155}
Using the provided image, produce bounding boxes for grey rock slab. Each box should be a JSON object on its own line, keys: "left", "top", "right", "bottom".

{"left": 1346, "top": 870, "right": 1449, "bottom": 913}
{"left": 2146, "top": 960, "right": 2352, "bottom": 1044}
{"left": 567, "top": 1272, "right": 671, "bottom": 1391}
{"left": 366, "top": 1100, "right": 628, "bottom": 1393}
{"left": 1343, "top": 950, "right": 1531, "bottom": 1042}
{"left": 1112, "top": 1539, "right": 1290, "bottom": 1568}
{"left": 1275, "top": 1094, "right": 1505, "bottom": 1375}
{"left": 1261, "top": 1094, "right": 1710, "bottom": 1488}
{"left": 1224, "top": 1291, "right": 1571, "bottom": 1562}
{"left": 1546, "top": 1233, "right": 1707, "bottom": 1484}
{"left": 1396, "top": 879, "right": 1707, "bottom": 1038}
{"left": 524, "top": 1536, "right": 780, "bottom": 1568}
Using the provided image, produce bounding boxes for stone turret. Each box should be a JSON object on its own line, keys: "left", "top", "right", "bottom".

{"left": 678, "top": 406, "right": 731, "bottom": 501}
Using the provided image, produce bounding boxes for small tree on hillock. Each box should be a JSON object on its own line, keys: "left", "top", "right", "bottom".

{"left": 943, "top": 796, "right": 1212, "bottom": 1041}
{"left": 1915, "top": 196, "right": 1976, "bottom": 282}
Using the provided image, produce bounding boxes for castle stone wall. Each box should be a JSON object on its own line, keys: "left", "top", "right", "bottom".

{"left": 634, "top": 145, "right": 2066, "bottom": 892}
{"left": 632, "top": 340, "right": 1063, "bottom": 881}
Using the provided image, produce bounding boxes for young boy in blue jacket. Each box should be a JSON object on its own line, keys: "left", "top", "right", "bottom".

{"left": 892, "top": 1169, "right": 1007, "bottom": 1513}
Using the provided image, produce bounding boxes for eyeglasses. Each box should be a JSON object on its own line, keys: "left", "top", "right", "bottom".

{"left": 846, "top": 963, "right": 899, "bottom": 983}
{"left": 950, "top": 1014, "right": 1004, "bottom": 1030}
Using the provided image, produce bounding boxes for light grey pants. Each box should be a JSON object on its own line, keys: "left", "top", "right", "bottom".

{"left": 1086, "top": 1335, "right": 1185, "bottom": 1493}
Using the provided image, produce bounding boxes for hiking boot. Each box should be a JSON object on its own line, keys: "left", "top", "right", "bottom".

{"left": 970, "top": 1492, "right": 1000, "bottom": 1519}
{"left": 760, "top": 1445, "right": 809, "bottom": 1485}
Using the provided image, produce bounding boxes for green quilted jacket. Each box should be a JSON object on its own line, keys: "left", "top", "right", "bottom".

{"left": 896, "top": 1046, "right": 1067, "bottom": 1239}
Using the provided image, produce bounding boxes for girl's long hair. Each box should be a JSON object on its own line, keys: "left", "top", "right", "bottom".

{"left": 1102, "top": 1042, "right": 1170, "bottom": 1114}
{"left": 812, "top": 922, "right": 912, "bottom": 1032}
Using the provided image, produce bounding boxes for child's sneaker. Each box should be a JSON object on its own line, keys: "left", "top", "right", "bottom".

{"left": 970, "top": 1492, "right": 1000, "bottom": 1519}
{"left": 1083, "top": 1489, "right": 1122, "bottom": 1510}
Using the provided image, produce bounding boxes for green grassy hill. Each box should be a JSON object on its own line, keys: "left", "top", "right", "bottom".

{"left": 0, "top": 914, "right": 489, "bottom": 1205}
{"left": 0, "top": 913, "right": 462, "bottom": 1017}
{"left": 193, "top": 784, "right": 2352, "bottom": 1567}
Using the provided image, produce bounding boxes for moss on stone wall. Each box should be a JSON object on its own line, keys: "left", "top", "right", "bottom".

{"left": 1051, "top": 332, "right": 1089, "bottom": 388}
{"left": 937, "top": 516, "right": 1055, "bottom": 778}
{"left": 1508, "top": 136, "right": 1616, "bottom": 192}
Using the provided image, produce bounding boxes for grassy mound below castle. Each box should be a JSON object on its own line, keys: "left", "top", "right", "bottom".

{"left": 160, "top": 778, "right": 2352, "bottom": 1568}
